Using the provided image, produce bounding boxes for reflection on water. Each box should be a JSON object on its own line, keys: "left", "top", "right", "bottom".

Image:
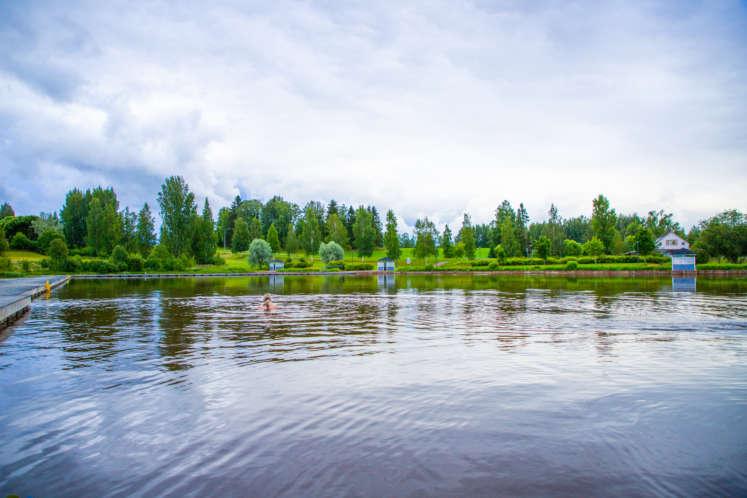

{"left": 673, "top": 276, "right": 697, "bottom": 292}
{"left": 1, "top": 275, "right": 746, "bottom": 497}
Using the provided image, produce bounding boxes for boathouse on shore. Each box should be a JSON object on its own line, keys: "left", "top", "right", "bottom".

{"left": 269, "top": 259, "right": 284, "bottom": 271}
{"left": 377, "top": 257, "right": 395, "bottom": 271}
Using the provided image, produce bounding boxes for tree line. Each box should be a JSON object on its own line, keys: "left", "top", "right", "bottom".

{"left": 0, "top": 182, "right": 745, "bottom": 267}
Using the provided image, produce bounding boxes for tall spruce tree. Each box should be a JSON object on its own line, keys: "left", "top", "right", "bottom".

{"left": 459, "top": 213, "right": 476, "bottom": 259}
{"left": 352, "top": 207, "right": 376, "bottom": 257}
{"left": 193, "top": 199, "right": 217, "bottom": 263}
{"left": 441, "top": 224, "right": 454, "bottom": 258}
{"left": 267, "top": 223, "right": 280, "bottom": 252}
{"left": 136, "top": 203, "right": 156, "bottom": 255}
{"left": 384, "top": 210, "right": 400, "bottom": 260}
{"left": 158, "top": 176, "right": 197, "bottom": 257}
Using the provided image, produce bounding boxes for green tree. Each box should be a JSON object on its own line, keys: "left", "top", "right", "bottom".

{"left": 533, "top": 235, "right": 551, "bottom": 260}
{"left": 634, "top": 225, "right": 655, "bottom": 255}
{"left": 158, "top": 176, "right": 197, "bottom": 257}
{"left": 86, "top": 188, "right": 121, "bottom": 256}
{"left": 60, "top": 189, "right": 87, "bottom": 248}
{"left": 583, "top": 236, "right": 605, "bottom": 257}
{"left": 319, "top": 241, "right": 344, "bottom": 263}
{"left": 248, "top": 238, "right": 272, "bottom": 267}
{"left": 120, "top": 207, "right": 138, "bottom": 253}
{"left": 500, "top": 217, "right": 520, "bottom": 256}
{"left": 262, "top": 196, "right": 298, "bottom": 247}
{"left": 136, "top": 203, "right": 157, "bottom": 256}
{"left": 326, "top": 213, "right": 349, "bottom": 248}
{"left": 494, "top": 244, "right": 506, "bottom": 264}
{"left": 300, "top": 207, "right": 323, "bottom": 255}
{"left": 441, "top": 225, "right": 454, "bottom": 258}
{"left": 591, "top": 195, "right": 617, "bottom": 254}
{"left": 110, "top": 244, "right": 129, "bottom": 271}
{"left": 515, "top": 203, "right": 530, "bottom": 256}
{"left": 384, "top": 210, "right": 400, "bottom": 260}
{"left": 414, "top": 217, "right": 438, "bottom": 259}
{"left": 694, "top": 210, "right": 746, "bottom": 262}
{"left": 48, "top": 238, "right": 68, "bottom": 271}
{"left": 352, "top": 207, "right": 376, "bottom": 257}
{"left": 0, "top": 227, "right": 8, "bottom": 253}
{"left": 459, "top": 213, "right": 476, "bottom": 259}
{"left": 38, "top": 229, "right": 64, "bottom": 254}
{"left": 248, "top": 217, "right": 262, "bottom": 241}
{"left": 369, "top": 206, "right": 384, "bottom": 246}
{"left": 544, "top": 204, "right": 563, "bottom": 256}
{"left": 0, "top": 202, "right": 14, "bottom": 219}
{"left": 192, "top": 199, "right": 217, "bottom": 264}
{"left": 267, "top": 223, "right": 281, "bottom": 252}
{"left": 562, "top": 239, "right": 583, "bottom": 256}
{"left": 231, "top": 218, "right": 250, "bottom": 252}
{"left": 285, "top": 223, "right": 300, "bottom": 256}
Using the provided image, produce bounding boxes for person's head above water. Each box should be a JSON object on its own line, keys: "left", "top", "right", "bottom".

{"left": 263, "top": 293, "right": 272, "bottom": 302}
{"left": 261, "top": 293, "right": 277, "bottom": 310}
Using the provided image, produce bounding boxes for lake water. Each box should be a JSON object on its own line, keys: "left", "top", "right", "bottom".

{"left": 1, "top": 275, "right": 746, "bottom": 497}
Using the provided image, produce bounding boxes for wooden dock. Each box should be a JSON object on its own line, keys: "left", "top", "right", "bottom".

{"left": 0, "top": 276, "right": 70, "bottom": 330}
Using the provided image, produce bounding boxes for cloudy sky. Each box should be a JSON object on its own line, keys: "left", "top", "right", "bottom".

{"left": 1, "top": 0, "right": 745, "bottom": 230}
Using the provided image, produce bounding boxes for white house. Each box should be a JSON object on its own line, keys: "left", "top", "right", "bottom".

{"left": 655, "top": 231, "right": 689, "bottom": 254}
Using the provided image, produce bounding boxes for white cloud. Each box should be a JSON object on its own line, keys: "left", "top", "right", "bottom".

{"left": 1, "top": 0, "right": 745, "bottom": 230}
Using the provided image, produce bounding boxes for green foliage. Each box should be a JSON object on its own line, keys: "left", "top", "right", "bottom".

{"left": 192, "top": 199, "right": 217, "bottom": 264}
{"left": 248, "top": 217, "right": 262, "bottom": 241}
{"left": 441, "top": 225, "right": 454, "bottom": 258}
{"left": 693, "top": 210, "right": 746, "bottom": 262}
{"left": 127, "top": 253, "right": 145, "bottom": 272}
{"left": 345, "top": 262, "right": 374, "bottom": 271}
{"left": 494, "top": 244, "right": 506, "bottom": 264}
{"left": 563, "top": 239, "right": 583, "bottom": 256}
{"left": 414, "top": 217, "right": 438, "bottom": 259}
{"left": 582, "top": 236, "right": 605, "bottom": 257}
{"left": 353, "top": 207, "right": 376, "bottom": 257}
{"left": 454, "top": 242, "right": 465, "bottom": 258}
{"left": 11, "top": 232, "right": 35, "bottom": 251}
{"left": 591, "top": 194, "right": 617, "bottom": 253}
{"left": 38, "top": 229, "right": 64, "bottom": 255}
{"left": 384, "top": 210, "right": 401, "bottom": 260}
{"left": 120, "top": 207, "right": 138, "bottom": 253}
{"left": 110, "top": 244, "right": 130, "bottom": 271}
{"left": 145, "top": 244, "right": 176, "bottom": 271}
{"left": 136, "top": 203, "right": 157, "bottom": 255}
{"left": 61, "top": 188, "right": 87, "bottom": 248}
{"left": 634, "top": 225, "right": 655, "bottom": 255}
{"left": 231, "top": 218, "right": 250, "bottom": 252}
{"left": 499, "top": 217, "right": 520, "bottom": 256}
{"left": 319, "top": 241, "right": 344, "bottom": 263}
{"left": 158, "top": 176, "right": 197, "bottom": 257}
{"left": 86, "top": 187, "right": 121, "bottom": 256}
{"left": 565, "top": 260, "right": 578, "bottom": 270}
{"left": 0, "top": 202, "right": 14, "bottom": 219}
{"left": 48, "top": 238, "right": 68, "bottom": 271}
{"left": 285, "top": 223, "right": 300, "bottom": 256}
{"left": 0, "top": 215, "right": 38, "bottom": 241}
{"left": 0, "top": 228, "right": 8, "bottom": 253}
{"left": 267, "top": 223, "right": 281, "bottom": 251}
{"left": 533, "top": 235, "right": 551, "bottom": 260}
{"left": 300, "top": 207, "right": 323, "bottom": 255}
{"left": 326, "top": 213, "right": 349, "bottom": 248}
{"left": 459, "top": 213, "right": 476, "bottom": 259}
{"left": 248, "top": 238, "right": 272, "bottom": 267}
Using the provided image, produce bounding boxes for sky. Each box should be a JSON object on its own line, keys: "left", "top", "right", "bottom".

{"left": 1, "top": 0, "right": 746, "bottom": 231}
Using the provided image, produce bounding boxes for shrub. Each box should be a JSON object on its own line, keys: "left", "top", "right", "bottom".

{"left": 177, "top": 254, "right": 194, "bottom": 271}
{"left": 345, "top": 263, "right": 373, "bottom": 271}
{"left": 488, "top": 262, "right": 498, "bottom": 270}
{"left": 127, "top": 254, "right": 145, "bottom": 272}
{"left": 65, "top": 255, "right": 83, "bottom": 272}
{"left": 38, "top": 229, "right": 64, "bottom": 254}
{"left": 563, "top": 239, "right": 583, "bottom": 256}
{"left": 582, "top": 237, "right": 605, "bottom": 257}
{"left": 110, "top": 245, "right": 130, "bottom": 271}
{"left": 0, "top": 256, "right": 10, "bottom": 271}
{"left": 0, "top": 228, "right": 8, "bottom": 253}
{"left": 454, "top": 242, "right": 465, "bottom": 258}
{"left": 248, "top": 238, "right": 272, "bottom": 267}
{"left": 565, "top": 260, "right": 578, "bottom": 271}
{"left": 82, "top": 259, "right": 117, "bottom": 273}
{"left": 326, "top": 260, "right": 345, "bottom": 270}
{"left": 470, "top": 260, "right": 491, "bottom": 267}
{"left": 424, "top": 264, "right": 434, "bottom": 271}
{"left": 319, "top": 241, "right": 344, "bottom": 263}
{"left": 212, "top": 255, "right": 226, "bottom": 265}
{"left": 70, "top": 246, "right": 97, "bottom": 257}
{"left": 10, "top": 232, "right": 36, "bottom": 251}
{"left": 21, "top": 260, "right": 31, "bottom": 272}
{"left": 533, "top": 236, "right": 551, "bottom": 260}
{"left": 48, "top": 238, "right": 69, "bottom": 271}
{"left": 494, "top": 244, "right": 506, "bottom": 264}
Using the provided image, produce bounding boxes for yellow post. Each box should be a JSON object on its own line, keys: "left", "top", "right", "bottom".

{"left": 44, "top": 280, "right": 52, "bottom": 298}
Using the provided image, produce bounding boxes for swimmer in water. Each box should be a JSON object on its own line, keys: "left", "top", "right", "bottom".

{"left": 261, "top": 293, "right": 278, "bottom": 311}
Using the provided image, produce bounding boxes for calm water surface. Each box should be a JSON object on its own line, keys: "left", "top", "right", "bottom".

{"left": 1, "top": 275, "right": 746, "bottom": 497}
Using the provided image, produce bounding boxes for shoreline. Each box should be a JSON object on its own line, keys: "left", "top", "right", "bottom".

{"left": 61, "top": 269, "right": 747, "bottom": 279}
